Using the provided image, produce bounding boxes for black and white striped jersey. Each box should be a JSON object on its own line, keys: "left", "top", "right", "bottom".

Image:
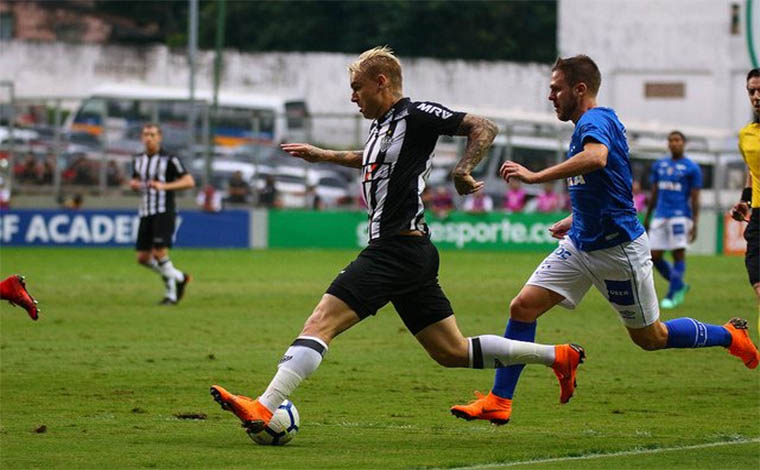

{"left": 131, "top": 150, "right": 188, "bottom": 217}
{"left": 361, "top": 97, "right": 465, "bottom": 241}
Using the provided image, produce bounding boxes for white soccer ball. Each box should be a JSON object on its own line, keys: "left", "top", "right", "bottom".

{"left": 247, "top": 400, "right": 300, "bottom": 446}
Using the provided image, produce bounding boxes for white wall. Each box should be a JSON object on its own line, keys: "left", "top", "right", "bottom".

{"left": 559, "top": 0, "right": 755, "bottom": 132}
{"left": 0, "top": 41, "right": 551, "bottom": 115}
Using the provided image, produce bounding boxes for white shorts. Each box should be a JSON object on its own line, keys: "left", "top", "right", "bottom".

{"left": 648, "top": 217, "right": 692, "bottom": 251}
{"left": 526, "top": 233, "right": 660, "bottom": 329}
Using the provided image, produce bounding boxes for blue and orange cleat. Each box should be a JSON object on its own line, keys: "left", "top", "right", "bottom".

{"left": 551, "top": 343, "right": 585, "bottom": 404}
{"left": 450, "top": 391, "right": 512, "bottom": 425}
{"left": 724, "top": 318, "right": 760, "bottom": 369}
{"left": 210, "top": 385, "right": 272, "bottom": 434}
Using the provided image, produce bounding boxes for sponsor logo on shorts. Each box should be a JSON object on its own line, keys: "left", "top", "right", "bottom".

{"left": 605, "top": 279, "right": 635, "bottom": 306}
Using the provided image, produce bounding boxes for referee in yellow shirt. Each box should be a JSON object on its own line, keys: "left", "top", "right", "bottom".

{"left": 731, "top": 68, "right": 760, "bottom": 324}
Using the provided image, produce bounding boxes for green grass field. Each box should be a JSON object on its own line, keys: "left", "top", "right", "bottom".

{"left": 1, "top": 248, "right": 758, "bottom": 469}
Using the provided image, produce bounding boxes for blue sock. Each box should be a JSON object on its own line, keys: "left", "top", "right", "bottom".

{"left": 653, "top": 258, "right": 672, "bottom": 281}
{"left": 668, "top": 260, "right": 685, "bottom": 296}
{"left": 664, "top": 318, "right": 731, "bottom": 348}
{"left": 492, "top": 319, "right": 537, "bottom": 399}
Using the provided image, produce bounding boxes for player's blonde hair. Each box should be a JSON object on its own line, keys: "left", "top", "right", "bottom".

{"left": 348, "top": 46, "right": 403, "bottom": 94}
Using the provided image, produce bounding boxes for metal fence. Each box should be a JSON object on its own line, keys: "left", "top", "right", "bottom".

{"left": 0, "top": 89, "right": 747, "bottom": 213}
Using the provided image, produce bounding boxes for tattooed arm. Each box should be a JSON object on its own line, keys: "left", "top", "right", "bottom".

{"left": 281, "top": 143, "right": 363, "bottom": 169}
{"left": 451, "top": 114, "right": 498, "bottom": 195}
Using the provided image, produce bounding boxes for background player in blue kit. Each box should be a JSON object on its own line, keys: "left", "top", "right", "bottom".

{"left": 451, "top": 55, "right": 760, "bottom": 426}
{"left": 643, "top": 131, "right": 702, "bottom": 309}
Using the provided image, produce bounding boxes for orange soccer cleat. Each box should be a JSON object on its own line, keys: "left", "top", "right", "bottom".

{"left": 210, "top": 385, "right": 273, "bottom": 434}
{"left": 450, "top": 391, "right": 512, "bottom": 425}
{"left": 1, "top": 275, "right": 39, "bottom": 321}
{"left": 551, "top": 343, "right": 585, "bottom": 404}
{"left": 724, "top": 318, "right": 760, "bottom": 369}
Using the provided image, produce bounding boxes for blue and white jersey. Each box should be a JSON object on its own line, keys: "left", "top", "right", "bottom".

{"left": 566, "top": 107, "right": 644, "bottom": 251}
{"left": 649, "top": 157, "right": 702, "bottom": 219}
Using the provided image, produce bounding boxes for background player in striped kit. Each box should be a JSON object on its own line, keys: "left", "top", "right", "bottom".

{"left": 129, "top": 124, "right": 195, "bottom": 305}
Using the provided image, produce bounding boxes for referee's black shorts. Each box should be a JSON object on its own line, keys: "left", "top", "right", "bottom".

{"left": 745, "top": 208, "right": 760, "bottom": 286}
{"left": 326, "top": 235, "right": 454, "bottom": 335}
{"left": 135, "top": 213, "right": 176, "bottom": 251}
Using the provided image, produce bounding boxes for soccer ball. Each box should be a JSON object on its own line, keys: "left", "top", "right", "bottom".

{"left": 247, "top": 400, "right": 300, "bottom": 446}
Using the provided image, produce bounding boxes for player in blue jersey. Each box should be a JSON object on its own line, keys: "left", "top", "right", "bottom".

{"left": 643, "top": 131, "right": 702, "bottom": 309}
{"left": 450, "top": 55, "right": 760, "bottom": 426}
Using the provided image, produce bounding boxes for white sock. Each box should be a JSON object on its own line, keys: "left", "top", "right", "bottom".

{"left": 258, "top": 336, "right": 328, "bottom": 413}
{"left": 157, "top": 257, "right": 185, "bottom": 282}
{"left": 158, "top": 257, "right": 178, "bottom": 300}
{"left": 141, "top": 258, "right": 162, "bottom": 274}
{"left": 468, "top": 335, "right": 555, "bottom": 369}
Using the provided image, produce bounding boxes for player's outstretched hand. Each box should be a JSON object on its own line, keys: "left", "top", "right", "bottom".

{"left": 452, "top": 171, "right": 484, "bottom": 195}
{"left": 730, "top": 202, "right": 751, "bottom": 222}
{"left": 500, "top": 161, "right": 538, "bottom": 184}
{"left": 280, "top": 143, "right": 327, "bottom": 163}
{"left": 548, "top": 216, "right": 572, "bottom": 240}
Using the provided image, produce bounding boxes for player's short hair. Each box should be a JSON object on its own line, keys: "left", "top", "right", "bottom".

{"left": 348, "top": 46, "right": 403, "bottom": 93}
{"left": 141, "top": 123, "right": 162, "bottom": 134}
{"left": 552, "top": 55, "right": 601, "bottom": 96}
{"left": 668, "top": 130, "right": 686, "bottom": 142}
{"left": 747, "top": 68, "right": 760, "bottom": 81}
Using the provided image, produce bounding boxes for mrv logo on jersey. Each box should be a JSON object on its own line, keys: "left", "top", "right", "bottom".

{"left": 416, "top": 103, "right": 453, "bottom": 119}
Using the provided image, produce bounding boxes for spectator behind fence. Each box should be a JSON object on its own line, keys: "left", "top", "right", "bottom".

{"left": 632, "top": 180, "right": 647, "bottom": 212}
{"left": 226, "top": 170, "right": 250, "bottom": 204}
{"left": 535, "top": 182, "right": 563, "bottom": 212}
{"left": 431, "top": 186, "right": 454, "bottom": 219}
{"left": 305, "top": 184, "right": 324, "bottom": 210}
{"left": 197, "top": 185, "right": 223, "bottom": 213}
{"left": 40, "top": 155, "right": 55, "bottom": 185}
{"left": 0, "top": 176, "right": 10, "bottom": 208}
{"left": 62, "top": 193, "right": 84, "bottom": 210}
{"left": 463, "top": 191, "right": 493, "bottom": 213}
{"left": 19, "top": 153, "right": 38, "bottom": 183}
{"left": 106, "top": 161, "right": 125, "bottom": 187}
{"left": 258, "top": 174, "right": 280, "bottom": 208}
{"left": 503, "top": 179, "right": 526, "bottom": 212}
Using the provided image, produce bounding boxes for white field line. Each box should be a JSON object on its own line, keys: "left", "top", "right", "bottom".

{"left": 434, "top": 437, "right": 760, "bottom": 470}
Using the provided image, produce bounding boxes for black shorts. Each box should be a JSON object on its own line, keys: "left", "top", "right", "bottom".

{"left": 745, "top": 208, "right": 760, "bottom": 286}
{"left": 326, "top": 235, "right": 454, "bottom": 335}
{"left": 135, "top": 213, "right": 176, "bottom": 251}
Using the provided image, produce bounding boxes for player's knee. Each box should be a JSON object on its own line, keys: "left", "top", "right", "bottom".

{"left": 631, "top": 331, "right": 668, "bottom": 351}
{"left": 428, "top": 346, "right": 467, "bottom": 368}
{"left": 300, "top": 303, "right": 340, "bottom": 341}
{"left": 509, "top": 296, "right": 539, "bottom": 322}
{"left": 136, "top": 253, "right": 151, "bottom": 265}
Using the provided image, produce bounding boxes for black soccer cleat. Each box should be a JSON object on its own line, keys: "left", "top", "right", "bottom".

{"left": 176, "top": 273, "right": 191, "bottom": 302}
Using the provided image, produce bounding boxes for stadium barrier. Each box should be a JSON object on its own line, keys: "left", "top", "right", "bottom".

{"left": 0, "top": 208, "right": 728, "bottom": 254}
{"left": 0, "top": 209, "right": 251, "bottom": 248}
{"left": 268, "top": 210, "right": 568, "bottom": 251}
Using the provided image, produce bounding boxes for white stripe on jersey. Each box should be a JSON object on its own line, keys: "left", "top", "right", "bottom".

{"left": 363, "top": 118, "right": 407, "bottom": 240}
{"left": 138, "top": 155, "right": 149, "bottom": 217}
{"left": 411, "top": 157, "right": 433, "bottom": 231}
{"left": 158, "top": 157, "right": 168, "bottom": 213}
{"left": 147, "top": 154, "right": 160, "bottom": 215}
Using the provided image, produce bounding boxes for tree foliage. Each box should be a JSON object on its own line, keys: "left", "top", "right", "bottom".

{"left": 95, "top": 0, "right": 556, "bottom": 63}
